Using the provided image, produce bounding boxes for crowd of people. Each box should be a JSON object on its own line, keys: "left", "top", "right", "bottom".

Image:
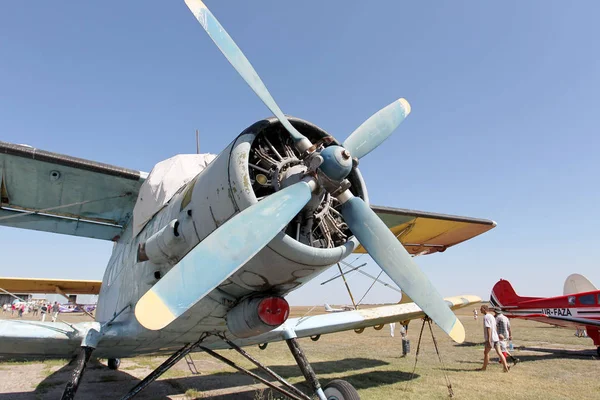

{"left": 2, "top": 301, "right": 61, "bottom": 322}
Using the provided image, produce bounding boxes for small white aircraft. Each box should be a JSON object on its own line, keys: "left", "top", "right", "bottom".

{"left": 324, "top": 304, "right": 355, "bottom": 313}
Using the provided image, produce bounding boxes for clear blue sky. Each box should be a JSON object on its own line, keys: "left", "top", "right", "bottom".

{"left": 1, "top": 1, "right": 599, "bottom": 305}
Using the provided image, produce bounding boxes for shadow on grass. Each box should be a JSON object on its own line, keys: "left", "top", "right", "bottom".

{"left": 0, "top": 357, "right": 412, "bottom": 399}
{"left": 454, "top": 341, "right": 483, "bottom": 348}
{"left": 515, "top": 347, "right": 597, "bottom": 361}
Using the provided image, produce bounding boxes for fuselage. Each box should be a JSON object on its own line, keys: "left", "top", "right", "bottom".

{"left": 491, "top": 279, "right": 600, "bottom": 347}
{"left": 500, "top": 291, "right": 600, "bottom": 328}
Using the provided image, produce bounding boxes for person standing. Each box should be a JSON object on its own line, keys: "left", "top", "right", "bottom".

{"left": 480, "top": 305, "right": 509, "bottom": 372}
{"left": 495, "top": 309, "right": 512, "bottom": 343}
{"left": 51, "top": 302, "right": 60, "bottom": 322}
{"left": 40, "top": 303, "right": 48, "bottom": 322}
{"left": 473, "top": 308, "right": 478, "bottom": 320}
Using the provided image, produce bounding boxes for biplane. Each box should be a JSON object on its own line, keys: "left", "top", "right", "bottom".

{"left": 0, "top": 1, "right": 495, "bottom": 399}
{"left": 490, "top": 274, "right": 600, "bottom": 357}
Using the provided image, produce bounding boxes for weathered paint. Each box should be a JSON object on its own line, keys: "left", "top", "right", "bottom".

{"left": 135, "top": 181, "right": 314, "bottom": 330}
{"left": 184, "top": 0, "right": 311, "bottom": 151}
{"left": 342, "top": 98, "right": 411, "bottom": 160}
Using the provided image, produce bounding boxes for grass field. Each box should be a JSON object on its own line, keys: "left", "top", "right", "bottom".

{"left": 0, "top": 304, "right": 598, "bottom": 399}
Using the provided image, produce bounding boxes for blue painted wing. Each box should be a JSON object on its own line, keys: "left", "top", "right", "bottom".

{"left": 236, "top": 295, "right": 480, "bottom": 348}
{"left": 0, "top": 141, "right": 144, "bottom": 240}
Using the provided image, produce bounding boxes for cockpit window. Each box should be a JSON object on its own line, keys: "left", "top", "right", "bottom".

{"left": 568, "top": 296, "right": 576, "bottom": 305}
{"left": 579, "top": 294, "right": 595, "bottom": 305}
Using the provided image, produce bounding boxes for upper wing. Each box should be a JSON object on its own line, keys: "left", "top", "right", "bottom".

{"left": 0, "top": 277, "right": 101, "bottom": 295}
{"left": 0, "top": 141, "right": 145, "bottom": 240}
{"left": 357, "top": 205, "right": 497, "bottom": 255}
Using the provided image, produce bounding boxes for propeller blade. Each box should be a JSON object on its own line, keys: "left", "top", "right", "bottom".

{"left": 185, "top": 0, "right": 311, "bottom": 151}
{"left": 343, "top": 98, "right": 411, "bottom": 160}
{"left": 135, "top": 180, "right": 314, "bottom": 330}
{"left": 340, "top": 196, "right": 465, "bottom": 342}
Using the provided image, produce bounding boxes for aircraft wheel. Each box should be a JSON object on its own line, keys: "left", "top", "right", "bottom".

{"left": 597, "top": 347, "right": 600, "bottom": 358}
{"left": 108, "top": 358, "right": 121, "bottom": 370}
{"left": 323, "top": 379, "right": 360, "bottom": 400}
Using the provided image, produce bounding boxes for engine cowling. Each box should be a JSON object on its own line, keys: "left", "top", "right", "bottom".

{"left": 185, "top": 117, "right": 369, "bottom": 298}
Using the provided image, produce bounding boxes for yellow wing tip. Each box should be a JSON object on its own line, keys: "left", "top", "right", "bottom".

{"left": 399, "top": 98, "right": 411, "bottom": 116}
{"left": 135, "top": 290, "right": 176, "bottom": 331}
{"left": 449, "top": 319, "right": 466, "bottom": 343}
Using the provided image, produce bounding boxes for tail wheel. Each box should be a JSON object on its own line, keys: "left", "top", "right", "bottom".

{"left": 597, "top": 347, "right": 600, "bottom": 357}
{"left": 107, "top": 358, "right": 121, "bottom": 370}
{"left": 323, "top": 379, "right": 360, "bottom": 400}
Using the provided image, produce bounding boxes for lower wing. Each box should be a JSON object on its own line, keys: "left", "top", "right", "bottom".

{"left": 0, "top": 295, "right": 479, "bottom": 359}
{"left": 238, "top": 295, "right": 480, "bottom": 347}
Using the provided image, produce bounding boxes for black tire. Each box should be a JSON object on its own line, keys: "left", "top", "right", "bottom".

{"left": 108, "top": 358, "right": 121, "bottom": 370}
{"left": 597, "top": 347, "right": 600, "bottom": 358}
{"left": 323, "top": 379, "right": 360, "bottom": 400}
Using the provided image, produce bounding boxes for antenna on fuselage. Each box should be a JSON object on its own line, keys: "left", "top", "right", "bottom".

{"left": 195, "top": 129, "right": 200, "bottom": 154}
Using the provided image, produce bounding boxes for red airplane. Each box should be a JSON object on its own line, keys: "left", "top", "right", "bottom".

{"left": 490, "top": 274, "right": 600, "bottom": 356}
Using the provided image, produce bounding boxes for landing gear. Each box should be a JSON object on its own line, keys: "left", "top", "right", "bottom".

{"left": 323, "top": 379, "right": 360, "bottom": 400}
{"left": 120, "top": 331, "right": 361, "bottom": 400}
{"left": 61, "top": 346, "right": 95, "bottom": 400}
{"left": 596, "top": 347, "right": 600, "bottom": 358}
{"left": 108, "top": 358, "right": 121, "bottom": 370}
{"left": 61, "top": 323, "right": 102, "bottom": 400}
{"left": 121, "top": 338, "right": 206, "bottom": 400}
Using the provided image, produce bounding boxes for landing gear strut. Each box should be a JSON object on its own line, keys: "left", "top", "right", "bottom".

{"left": 61, "top": 346, "right": 94, "bottom": 400}
{"left": 61, "top": 323, "right": 102, "bottom": 400}
{"left": 283, "top": 329, "right": 359, "bottom": 400}
{"left": 120, "top": 336, "right": 207, "bottom": 400}
{"left": 120, "top": 331, "right": 360, "bottom": 400}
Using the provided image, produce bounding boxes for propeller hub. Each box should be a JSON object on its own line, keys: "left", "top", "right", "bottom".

{"left": 319, "top": 145, "right": 353, "bottom": 182}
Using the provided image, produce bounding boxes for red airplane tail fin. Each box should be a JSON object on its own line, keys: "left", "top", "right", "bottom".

{"left": 490, "top": 279, "right": 523, "bottom": 307}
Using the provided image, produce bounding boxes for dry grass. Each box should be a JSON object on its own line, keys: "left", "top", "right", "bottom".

{"left": 2, "top": 305, "right": 599, "bottom": 399}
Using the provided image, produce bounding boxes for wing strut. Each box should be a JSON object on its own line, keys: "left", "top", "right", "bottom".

{"left": 336, "top": 263, "right": 358, "bottom": 310}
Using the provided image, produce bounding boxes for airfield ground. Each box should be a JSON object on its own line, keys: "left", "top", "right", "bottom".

{"left": 0, "top": 304, "right": 598, "bottom": 399}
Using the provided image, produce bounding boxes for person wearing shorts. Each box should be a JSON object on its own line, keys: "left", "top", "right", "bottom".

{"left": 480, "top": 304, "right": 509, "bottom": 372}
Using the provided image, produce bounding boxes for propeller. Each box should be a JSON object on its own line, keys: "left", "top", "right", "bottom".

{"left": 184, "top": 0, "right": 312, "bottom": 152}
{"left": 134, "top": 0, "right": 466, "bottom": 342}
{"left": 341, "top": 196, "right": 464, "bottom": 342}
{"left": 135, "top": 180, "right": 315, "bottom": 330}
{"left": 343, "top": 98, "right": 411, "bottom": 160}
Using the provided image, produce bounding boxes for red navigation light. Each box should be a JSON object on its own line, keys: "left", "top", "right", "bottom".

{"left": 257, "top": 297, "right": 289, "bottom": 326}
